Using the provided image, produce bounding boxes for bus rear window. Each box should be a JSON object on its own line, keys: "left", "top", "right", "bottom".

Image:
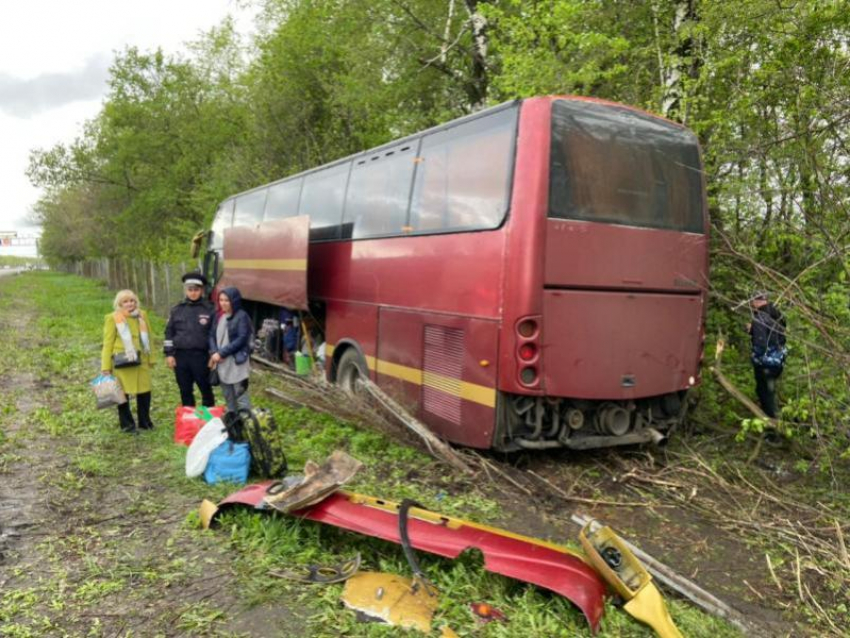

{"left": 549, "top": 100, "right": 704, "bottom": 233}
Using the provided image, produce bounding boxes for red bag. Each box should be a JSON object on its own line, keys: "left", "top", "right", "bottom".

{"left": 174, "top": 405, "right": 226, "bottom": 445}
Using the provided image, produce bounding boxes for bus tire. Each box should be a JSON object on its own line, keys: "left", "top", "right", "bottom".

{"left": 337, "top": 348, "right": 368, "bottom": 394}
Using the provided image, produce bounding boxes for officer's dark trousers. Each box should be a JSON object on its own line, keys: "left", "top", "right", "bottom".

{"left": 174, "top": 349, "right": 215, "bottom": 407}
{"left": 753, "top": 364, "right": 781, "bottom": 418}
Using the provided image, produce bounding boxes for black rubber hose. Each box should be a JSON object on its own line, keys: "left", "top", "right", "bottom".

{"left": 398, "top": 499, "right": 426, "bottom": 579}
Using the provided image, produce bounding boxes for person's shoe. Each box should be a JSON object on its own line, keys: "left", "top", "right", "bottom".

{"left": 139, "top": 421, "right": 154, "bottom": 430}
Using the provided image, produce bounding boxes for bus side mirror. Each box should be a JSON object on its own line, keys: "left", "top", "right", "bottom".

{"left": 190, "top": 230, "right": 207, "bottom": 259}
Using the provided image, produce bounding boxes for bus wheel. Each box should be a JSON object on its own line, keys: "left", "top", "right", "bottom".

{"left": 337, "top": 349, "right": 368, "bottom": 394}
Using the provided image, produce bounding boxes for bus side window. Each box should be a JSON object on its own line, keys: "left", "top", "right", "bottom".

{"left": 409, "top": 108, "right": 516, "bottom": 234}
{"left": 300, "top": 161, "right": 351, "bottom": 241}
{"left": 264, "top": 178, "right": 303, "bottom": 222}
{"left": 343, "top": 144, "right": 417, "bottom": 239}
{"left": 233, "top": 188, "right": 268, "bottom": 228}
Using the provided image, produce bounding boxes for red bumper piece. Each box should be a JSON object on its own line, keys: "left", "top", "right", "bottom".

{"left": 214, "top": 483, "right": 607, "bottom": 632}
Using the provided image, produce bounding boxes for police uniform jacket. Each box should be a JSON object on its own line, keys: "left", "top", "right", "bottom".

{"left": 164, "top": 298, "right": 215, "bottom": 355}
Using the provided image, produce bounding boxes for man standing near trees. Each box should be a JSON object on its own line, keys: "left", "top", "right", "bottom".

{"left": 747, "top": 291, "right": 787, "bottom": 419}
{"left": 164, "top": 272, "right": 216, "bottom": 407}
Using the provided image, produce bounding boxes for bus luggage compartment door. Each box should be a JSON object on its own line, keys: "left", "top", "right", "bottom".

{"left": 377, "top": 308, "right": 499, "bottom": 449}
{"left": 219, "top": 216, "right": 310, "bottom": 309}
{"left": 542, "top": 289, "right": 702, "bottom": 400}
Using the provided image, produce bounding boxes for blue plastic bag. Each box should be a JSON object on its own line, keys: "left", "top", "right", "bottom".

{"left": 204, "top": 441, "right": 251, "bottom": 485}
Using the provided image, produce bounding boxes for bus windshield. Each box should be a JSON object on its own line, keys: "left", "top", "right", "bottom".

{"left": 549, "top": 100, "right": 704, "bottom": 233}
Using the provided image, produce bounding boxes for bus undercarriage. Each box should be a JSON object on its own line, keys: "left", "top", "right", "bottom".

{"left": 495, "top": 391, "right": 688, "bottom": 452}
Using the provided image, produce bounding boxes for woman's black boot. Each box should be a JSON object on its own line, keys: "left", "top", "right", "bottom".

{"left": 137, "top": 392, "right": 154, "bottom": 430}
{"left": 118, "top": 401, "right": 137, "bottom": 434}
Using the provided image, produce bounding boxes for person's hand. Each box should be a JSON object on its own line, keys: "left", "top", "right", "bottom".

{"left": 166, "top": 356, "right": 176, "bottom": 369}
{"left": 102, "top": 370, "right": 111, "bottom": 376}
{"left": 210, "top": 352, "right": 222, "bottom": 365}
{"left": 746, "top": 322, "right": 752, "bottom": 333}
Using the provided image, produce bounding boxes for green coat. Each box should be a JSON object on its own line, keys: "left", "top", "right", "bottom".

{"left": 101, "top": 311, "right": 154, "bottom": 395}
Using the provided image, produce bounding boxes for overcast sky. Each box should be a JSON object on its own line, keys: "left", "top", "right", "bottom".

{"left": 0, "top": 0, "right": 255, "bottom": 255}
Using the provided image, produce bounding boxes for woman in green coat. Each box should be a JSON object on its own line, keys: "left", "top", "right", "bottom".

{"left": 101, "top": 289, "right": 155, "bottom": 433}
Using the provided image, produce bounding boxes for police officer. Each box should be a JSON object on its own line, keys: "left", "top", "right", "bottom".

{"left": 164, "top": 272, "right": 216, "bottom": 407}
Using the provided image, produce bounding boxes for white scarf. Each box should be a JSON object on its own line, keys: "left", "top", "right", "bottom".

{"left": 113, "top": 310, "right": 151, "bottom": 360}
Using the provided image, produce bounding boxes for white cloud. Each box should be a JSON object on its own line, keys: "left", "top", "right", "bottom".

{"left": 0, "top": 0, "right": 256, "bottom": 241}
{"left": 0, "top": 55, "right": 110, "bottom": 118}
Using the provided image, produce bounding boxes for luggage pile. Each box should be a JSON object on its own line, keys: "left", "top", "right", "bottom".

{"left": 177, "top": 406, "right": 287, "bottom": 486}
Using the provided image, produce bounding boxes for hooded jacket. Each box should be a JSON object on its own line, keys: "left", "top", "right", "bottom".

{"left": 209, "top": 287, "right": 254, "bottom": 364}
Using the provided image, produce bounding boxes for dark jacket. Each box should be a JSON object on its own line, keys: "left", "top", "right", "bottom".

{"left": 751, "top": 303, "right": 786, "bottom": 361}
{"left": 164, "top": 297, "right": 215, "bottom": 355}
{"left": 209, "top": 287, "right": 253, "bottom": 364}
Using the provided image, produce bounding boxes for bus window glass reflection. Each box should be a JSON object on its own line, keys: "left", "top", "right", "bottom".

{"left": 300, "top": 162, "right": 351, "bottom": 240}
{"left": 264, "top": 178, "right": 303, "bottom": 222}
{"left": 344, "top": 144, "right": 418, "bottom": 239}
{"left": 233, "top": 188, "right": 268, "bottom": 228}
{"left": 409, "top": 108, "right": 516, "bottom": 234}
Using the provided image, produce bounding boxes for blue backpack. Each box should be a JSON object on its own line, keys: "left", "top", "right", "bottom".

{"left": 204, "top": 440, "right": 251, "bottom": 485}
{"left": 757, "top": 345, "right": 787, "bottom": 372}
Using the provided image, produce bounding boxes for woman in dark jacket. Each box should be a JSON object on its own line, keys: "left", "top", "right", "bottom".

{"left": 209, "top": 287, "right": 253, "bottom": 413}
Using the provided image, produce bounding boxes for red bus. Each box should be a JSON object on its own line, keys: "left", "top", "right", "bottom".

{"left": 203, "top": 96, "right": 708, "bottom": 451}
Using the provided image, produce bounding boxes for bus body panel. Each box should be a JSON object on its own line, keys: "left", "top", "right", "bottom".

{"left": 376, "top": 307, "right": 498, "bottom": 448}
{"left": 542, "top": 289, "right": 703, "bottom": 399}
{"left": 220, "top": 217, "right": 310, "bottom": 309}
{"left": 544, "top": 220, "right": 707, "bottom": 291}
{"left": 325, "top": 299, "right": 379, "bottom": 379}
{"left": 497, "top": 98, "right": 551, "bottom": 396}
{"left": 309, "top": 232, "right": 504, "bottom": 317}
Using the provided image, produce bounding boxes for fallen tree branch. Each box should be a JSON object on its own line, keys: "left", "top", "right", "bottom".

{"left": 358, "top": 377, "right": 476, "bottom": 475}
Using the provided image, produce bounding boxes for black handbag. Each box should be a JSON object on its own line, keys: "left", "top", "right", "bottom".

{"left": 112, "top": 351, "right": 141, "bottom": 368}
{"left": 209, "top": 367, "right": 221, "bottom": 386}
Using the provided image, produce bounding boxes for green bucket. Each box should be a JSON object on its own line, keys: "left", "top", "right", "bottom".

{"left": 295, "top": 353, "right": 313, "bottom": 376}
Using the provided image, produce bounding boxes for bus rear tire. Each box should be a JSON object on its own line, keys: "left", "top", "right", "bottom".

{"left": 337, "top": 348, "right": 368, "bottom": 394}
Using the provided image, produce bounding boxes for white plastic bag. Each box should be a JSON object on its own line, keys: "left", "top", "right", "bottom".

{"left": 91, "top": 374, "right": 126, "bottom": 410}
{"left": 186, "top": 417, "right": 228, "bottom": 478}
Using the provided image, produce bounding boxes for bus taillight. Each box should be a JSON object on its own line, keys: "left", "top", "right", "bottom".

{"left": 520, "top": 367, "right": 538, "bottom": 385}
{"left": 519, "top": 343, "right": 537, "bottom": 361}
{"left": 517, "top": 319, "right": 538, "bottom": 338}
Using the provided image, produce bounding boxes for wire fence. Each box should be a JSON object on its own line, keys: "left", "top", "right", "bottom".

{"left": 59, "top": 258, "right": 198, "bottom": 317}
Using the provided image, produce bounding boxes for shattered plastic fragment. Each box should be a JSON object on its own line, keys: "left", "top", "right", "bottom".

{"left": 342, "top": 572, "right": 438, "bottom": 632}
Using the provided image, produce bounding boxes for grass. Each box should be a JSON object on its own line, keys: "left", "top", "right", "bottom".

{"left": 0, "top": 272, "right": 744, "bottom": 637}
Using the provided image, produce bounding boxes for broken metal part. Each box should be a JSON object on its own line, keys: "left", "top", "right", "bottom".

{"left": 269, "top": 552, "right": 362, "bottom": 584}
{"left": 579, "top": 521, "right": 682, "bottom": 638}
{"left": 470, "top": 601, "right": 507, "bottom": 623}
{"left": 204, "top": 483, "right": 607, "bottom": 632}
{"left": 341, "top": 571, "right": 438, "bottom": 632}
{"left": 264, "top": 451, "right": 362, "bottom": 513}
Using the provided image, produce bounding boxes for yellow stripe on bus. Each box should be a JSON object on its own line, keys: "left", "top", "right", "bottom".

{"left": 227, "top": 259, "right": 307, "bottom": 271}
{"left": 326, "top": 343, "right": 496, "bottom": 408}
